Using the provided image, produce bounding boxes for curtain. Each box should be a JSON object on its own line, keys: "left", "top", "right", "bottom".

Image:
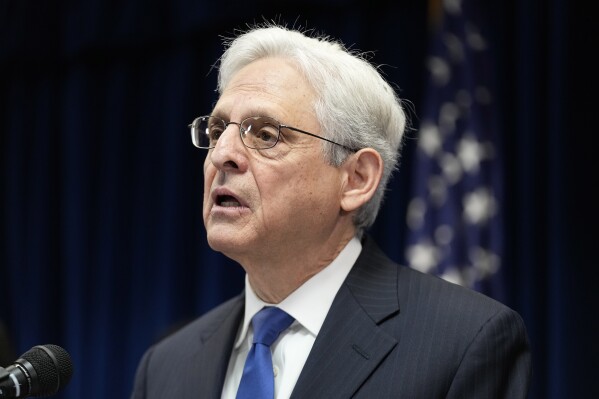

{"left": 1, "top": 1, "right": 594, "bottom": 398}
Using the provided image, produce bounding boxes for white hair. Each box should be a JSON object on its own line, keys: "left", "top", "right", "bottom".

{"left": 217, "top": 23, "right": 408, "bottom": 236}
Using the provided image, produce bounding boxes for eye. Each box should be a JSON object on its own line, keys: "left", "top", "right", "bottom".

{"left": 242, "top": 117, "right": 280, "bottom": 148}
{"left": 207, "top": 122, "right": 225, "bottom": 144}
{"left": 255, "top": 127, "right": 278, "bottom": 144}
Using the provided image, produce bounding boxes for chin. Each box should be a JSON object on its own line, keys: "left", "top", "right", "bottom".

{"left": 206, "top": 229, "right": 247, "bottom": 257}
{"left": 206, "top": 232, "right": 230, "bottom": 251}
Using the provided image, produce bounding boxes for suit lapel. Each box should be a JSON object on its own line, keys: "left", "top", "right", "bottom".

{"left": 291, "top": 237, "right": 400, "bottom": 398}
{"left": 192, "top": 294, "right": 244, "bottom": 399}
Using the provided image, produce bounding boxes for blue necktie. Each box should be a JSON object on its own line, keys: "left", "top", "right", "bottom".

{"left": 236, "top": 307, "right": 295, "bottom": 399}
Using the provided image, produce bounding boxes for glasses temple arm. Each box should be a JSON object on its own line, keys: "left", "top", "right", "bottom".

{"left": 282, "top": 125, "right": 358, "bottom": 152}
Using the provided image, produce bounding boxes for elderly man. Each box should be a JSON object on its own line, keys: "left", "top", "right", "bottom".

{"left": 131, "top": 24, "right": 531, "bottom": 398}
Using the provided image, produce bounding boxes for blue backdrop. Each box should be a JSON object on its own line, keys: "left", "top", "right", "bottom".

{"left": 1, "top": 0, "right": 596, "bottom": 398}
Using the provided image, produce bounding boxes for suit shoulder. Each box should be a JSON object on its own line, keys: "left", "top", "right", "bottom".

{"left": 362, "top": 236, "right": 512, "bottom": 316}
{"left": 397, "top": 264, "right": 521, "bottom": 325}
{"left": 151, "top": 293, "right": 243, "bottom": 353}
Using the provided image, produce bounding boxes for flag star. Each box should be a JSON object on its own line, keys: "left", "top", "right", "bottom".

{"left": 440, "top": 152, "right": 463, "bottom": 184}
{"left": 406, "top": 241, "right": 440, "bottom": 274}
{"left": 419, "top": 122, "right": 442, "bottom": 157}
{"left": 463, "top": 188, "right": 497, "bottom": 224}
{"left": 440, "top": 266, "right": 469, "bottom": 286}
{"left": 444, "top": 0, "right": 463, "bottom": 15}
{"left": 468, "top": 247, "right": 500, "bottom": 279}
{"left": 443, "top": 33, "right": 464, "bottom": 64}
{"left": 465, "top": 23, "right": 487, "bottom": 51}
{"left": 427, "top": 56, "right": 451, "bottom": 86}
{"left": 457, "top": 134, "right": 484, "bottom": 173}
{"left": 428, "top": 175, "right": 448, "bottom": 207}
{"left": 407, "top": 197, "right": 427, "bottom": 230}
{"left": 434, "top": 224, "right": 454, "bottom": 246}
{"left": 440, "top": 267, "right": 464, "bottom": 286}
{"left": 439, "top": 101, "right": 460, "bottom": 133}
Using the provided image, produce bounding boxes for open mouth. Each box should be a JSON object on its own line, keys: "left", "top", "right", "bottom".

{"left": 216, "top": 194, "right": 242, "bottom": 207}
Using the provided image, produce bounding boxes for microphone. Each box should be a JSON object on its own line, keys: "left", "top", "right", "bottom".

{"left": 0, "top": 344, "right": 73, "bottom": 398}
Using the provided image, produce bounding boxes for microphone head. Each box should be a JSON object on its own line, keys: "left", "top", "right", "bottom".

{"left": 19, "top": 344, "right": 73, "bottom": 397}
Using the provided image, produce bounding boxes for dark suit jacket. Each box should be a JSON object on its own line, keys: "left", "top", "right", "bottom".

{"left": 131, "top": 237, "right": 531, "bottom": 398}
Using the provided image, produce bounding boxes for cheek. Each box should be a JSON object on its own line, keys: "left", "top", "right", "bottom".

{"left": 252, "top": 169, "right": 297, "bottom": 218}
{"left": 202, "top": 166, "right": 216, "bottom": 209}
{"left": 260, "top": 168, "right": 335, "bottom": 217}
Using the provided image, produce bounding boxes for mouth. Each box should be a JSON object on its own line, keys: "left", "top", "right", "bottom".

{"left": 216, "top": 194, "right": 242, "bottom": 207}
{"left": 211, "top": 188, "right": 247, "bottom": 209}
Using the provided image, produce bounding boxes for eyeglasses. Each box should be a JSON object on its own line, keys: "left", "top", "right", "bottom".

{"left": 188, "top": 115, "right": 357, "bottom": 152}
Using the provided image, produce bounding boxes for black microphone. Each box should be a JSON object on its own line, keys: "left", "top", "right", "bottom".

{"left": 0, "top": 344, "right": 73, "bottom": 398}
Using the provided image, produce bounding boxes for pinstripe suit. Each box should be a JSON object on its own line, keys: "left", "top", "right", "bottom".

{"left": 131, "top": 236, "right": 531, "bottom": 398}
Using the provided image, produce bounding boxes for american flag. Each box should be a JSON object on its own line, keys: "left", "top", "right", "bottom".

{"left": 405, "top": 0, "right": 505, "bottom": 301}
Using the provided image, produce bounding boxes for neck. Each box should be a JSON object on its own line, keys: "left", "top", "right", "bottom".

{"left": 243, "top": 229, "right": 356, "bottom": 303}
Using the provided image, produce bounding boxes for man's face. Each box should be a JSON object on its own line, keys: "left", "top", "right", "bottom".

{"left": 203, "top": 57, "right": 347, "bottom": 264}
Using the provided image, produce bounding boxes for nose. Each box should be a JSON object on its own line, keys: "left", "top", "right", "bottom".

{"left": 207, "top": 123, "right": 248, "bottom": 173}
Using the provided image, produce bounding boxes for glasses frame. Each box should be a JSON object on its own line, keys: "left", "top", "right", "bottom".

{"left": 189, "top": 115, "right": 358, "bottom": 152}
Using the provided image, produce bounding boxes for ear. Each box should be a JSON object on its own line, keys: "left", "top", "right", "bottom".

{"left": 340, "top": 148, "right": 384, "bottom": 212}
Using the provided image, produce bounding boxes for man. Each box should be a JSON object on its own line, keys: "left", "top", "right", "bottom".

{"left": 131, "top": 24, "right": 531, "bottom": 398}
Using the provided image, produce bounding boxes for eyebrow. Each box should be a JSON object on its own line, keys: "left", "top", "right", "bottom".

{"left": 210, "top": 107, "right": 280, "bottom": 121}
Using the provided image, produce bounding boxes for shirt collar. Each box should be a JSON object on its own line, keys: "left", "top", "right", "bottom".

{"left": 234, "top": 237, "right": 362, "bottom": 348}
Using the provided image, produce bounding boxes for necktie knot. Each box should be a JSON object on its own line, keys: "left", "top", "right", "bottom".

{"left": 252, "top": 307, "right": 294, "bottom": 346}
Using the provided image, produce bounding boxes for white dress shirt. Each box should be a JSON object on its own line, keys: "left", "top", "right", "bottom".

{"left": 220, "top": 237, "right": 362, "bottom": 399}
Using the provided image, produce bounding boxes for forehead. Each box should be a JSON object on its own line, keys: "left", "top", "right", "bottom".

{"left": 213, "top": 57, "right": 316, "bottom": 122}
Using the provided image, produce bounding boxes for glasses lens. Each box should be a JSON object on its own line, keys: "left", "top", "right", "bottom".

{"left": 241, "top": 116, "right": 280, "bottom": 149}
{"left": 191, "top": 116, "right": 225, "bottom": 148}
